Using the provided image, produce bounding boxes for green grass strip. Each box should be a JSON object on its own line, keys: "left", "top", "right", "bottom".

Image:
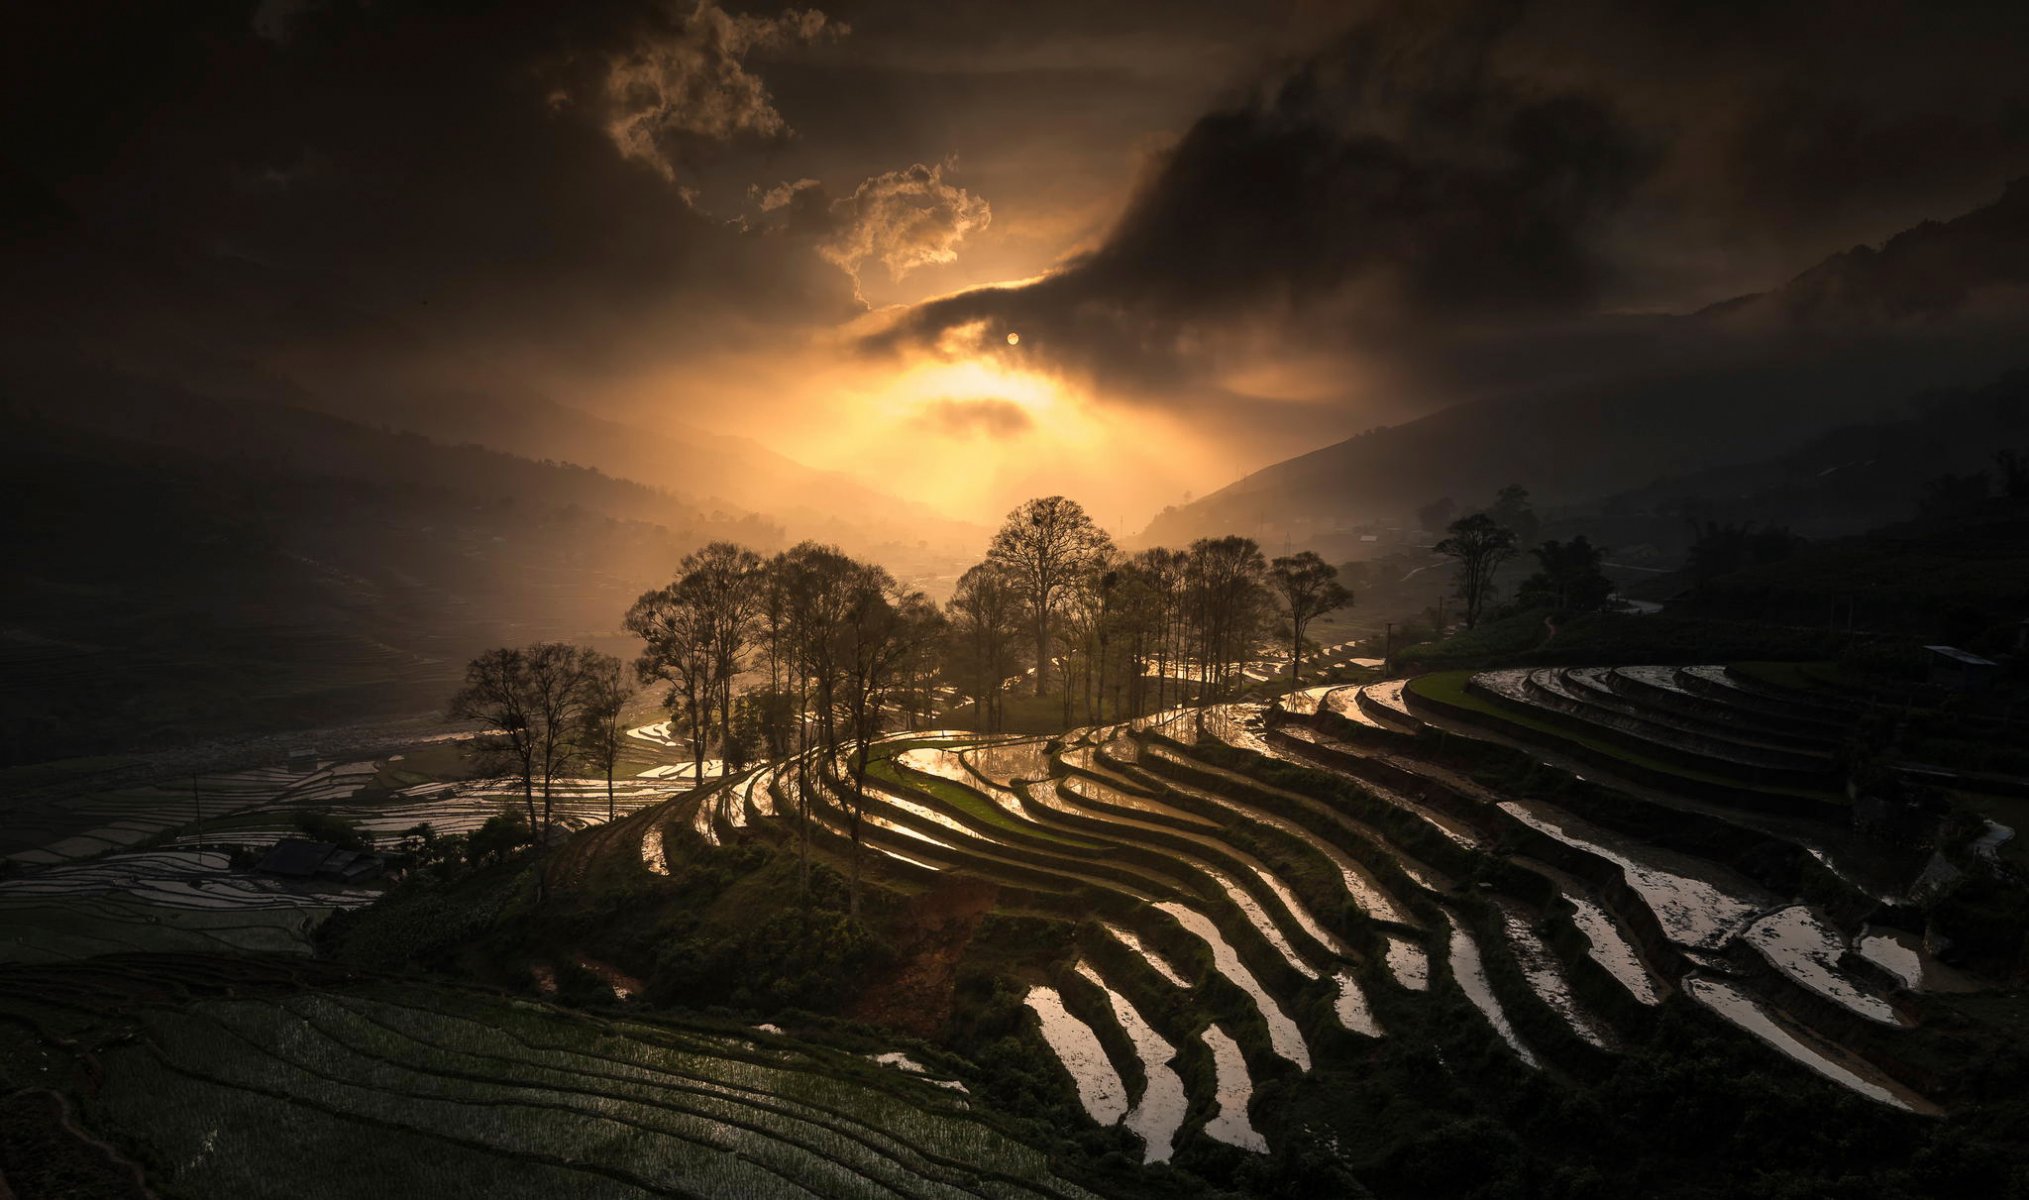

{"left": 867, "top": 760, "right": 1106, "bottom": 850}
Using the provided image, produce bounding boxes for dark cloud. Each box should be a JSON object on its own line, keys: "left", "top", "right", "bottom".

{"left": 915, "top": 397, "right": 1033, "bottom": 438}
{"left": 0, "top": 0, "right": 869, "bottom": 394}
{"left": 863, "top": 0, "right": 2029, "bottom": 411}
{"left": 601, "top": 2, "right": 846, "bottom": 186}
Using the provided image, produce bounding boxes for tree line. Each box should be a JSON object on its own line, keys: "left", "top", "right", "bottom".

{"left": 444, "top": 495, "right": 1352, "bottom": 911}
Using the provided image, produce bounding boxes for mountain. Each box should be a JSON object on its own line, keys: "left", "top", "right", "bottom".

{"left": 0, "top": 372, "right": 765, "bottom": 764}
{"left": 1140, "top": 181, "right": 2029, "bottom": 551}
{"left": 0, "top": 200, "right": 984, "bottom": 562}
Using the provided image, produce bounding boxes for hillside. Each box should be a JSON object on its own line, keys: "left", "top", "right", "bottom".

{"left": 1142, "top": 181, "right": 2029, "bottom": 550}
{"left": 0, "top": 377, "right": 760, "bottom": 765}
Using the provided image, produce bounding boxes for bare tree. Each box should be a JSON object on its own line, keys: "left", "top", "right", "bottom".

{"left": 577, "top": 652, "right": 631, "bottom": 823}
{"left": 1134, "top": 547, "right": 1186, "bottom": 712}
{"left": 774, "top": 542, "right": 858, "bottom": 892}
{"left": 1270, "top": 551, "right": 1353, "bottom": 690}
{"left": 626, "top": 578, "right": 716, "bottom": 792}
{"left": 523, "top": 643, "right": 603, "bottom": 846}
{"left": 1186, "top": 536, "right": 1271, "bottom": 698}
{"left": 987, "top": 496, "right": 1113, "bottom": 698}
{"left": 683, "top": 542, "right": 764, "bottom": 774}
{"left": 448, "top": 642, "right": 602, "bottom": 901}
{"left": 946, "top": 563, "right": 1026, "bottom": 731}
{"left": 448, "top": 648, "right": 540, "bottom": 834}
{"left": 833, "top": 565, "right": 942, "bottom": 918}
{"left": 1434, "top": 513, "right": 1517, "bottom": 629}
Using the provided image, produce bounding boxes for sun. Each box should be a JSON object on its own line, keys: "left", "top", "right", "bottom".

{"left": 1005, "top": 331, "right": 1020, "bottom": 346}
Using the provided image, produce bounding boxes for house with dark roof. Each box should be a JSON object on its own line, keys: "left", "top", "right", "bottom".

{"left": 1924, "top": 645, "right": 1998, "bottom": 691}
{"left": 255, "top": 839, "right": 384, "bottom": 883}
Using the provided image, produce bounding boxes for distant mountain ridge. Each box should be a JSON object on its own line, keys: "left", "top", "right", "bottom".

{"left": 0, "top": 204, "right": 983, "bottom": 559}
{"left": 1140, "top": 180, "right": 2029, "bottom": 548}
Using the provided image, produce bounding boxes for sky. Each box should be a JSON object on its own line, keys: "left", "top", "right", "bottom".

{"left": 6, "top": 0, "right": 2029, "bottom": 528}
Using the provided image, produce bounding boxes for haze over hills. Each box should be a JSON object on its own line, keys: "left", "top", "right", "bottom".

{"left": 1, "top": 192, "right": 985, "bottom": 562}
{"left": 1141, "top": 181, "right": 2029, "bottom": 550}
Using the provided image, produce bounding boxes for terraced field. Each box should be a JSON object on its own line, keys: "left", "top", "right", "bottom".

{"left": 639, "top": 669, "right": 2010, "bottom": 1174}
{"left": 0, "top": 722, "right": 699, "bottom": 964}
{"left": 0, "top": 959, "right": 1107, "bottom": 1200}
{"left": 5, "top": 666, "right": 2020, "bottom": 1196}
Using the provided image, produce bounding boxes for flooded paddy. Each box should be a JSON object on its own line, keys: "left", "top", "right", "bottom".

{"left": 1685, "top": 978, "right": 1936, "bottom": 1113}
{"left": 1744, "top": 906, "right": 1905, "bottom": 1025}
{"left": 1565, "top": 894, "right": 1663, "bottom": 1004}
{"left": 1156, "top": 901, "right": 1311, "bottom": 1068}
{"left": 1024, "top": 985, "right": 1129, "bottom": 1125}
{"left": 1075, "top": 962, "right": 1189, "bottom": 1162}
{"left": 1499, "top": 800, "right": 1768, "bottom": 949}
{"left": 1104, "top": 923, "right": 1194, "bottom": 987}
{"left": 1199, "top": 1025, "right": 1269, "bottom": 1153}
{"left": 1447, "top": 914, "right": 1540, "bottom": 1068}
{"left": 1497, "top": 904, "right": 1613, "bottom": 1048}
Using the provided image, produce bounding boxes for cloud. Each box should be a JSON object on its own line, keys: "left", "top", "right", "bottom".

{"left": 751, "top": 162, "right": 991, "bottom": 301}
{"left": 915, "top": 397, "right": 1033, "bottom": 438}
{"left": 862, "top": 0, "right": 2029, "bottom": 413}
{"left": 604, "top": 1, "right": 845, "bottom": 182}
{"left": 820, "top": 161, "right": 991, "bottom": 295}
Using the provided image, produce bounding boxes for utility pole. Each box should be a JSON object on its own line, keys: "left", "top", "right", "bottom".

{"left": 1384, "top": 622, "right": 1394, "bottom": 666}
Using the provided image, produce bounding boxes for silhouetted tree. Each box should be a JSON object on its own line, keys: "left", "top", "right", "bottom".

{"left": 832, "top": 564, "right": 942, "bottom": 917}
{"left": 448, "top": 647, "right": 542, "bottom": 834}
{"left": 1435, "top": 514, "right": 1517, "bottom": 629}
{"left": 1517, "top": 536, "right": 1615, "bottom": 615}
{"left": 576, "top": 651, "right": 630, "bottom": 823}
{"left": 1489, "top": 484, "right": 1540, "bottom": 549}
{"left": 449, "top": 643, "right": 602, "bottom": 855}
{"left": 626, "top": 579, "right": 716, "bottom": 792}
{"left": 1270, "top": 551, "right": 1353, "bottom": 689}
{"left": 987, "top": 496, "right": 1113, "bottom": 697}
{"left": 684, "top": 542, "right": 764, "bottom": 772}
{"left": 1186, "top": 535, "right": 1271, "bottom": 697}
{"left": 946, "top": 563, "right": 1026, "bottom": 731}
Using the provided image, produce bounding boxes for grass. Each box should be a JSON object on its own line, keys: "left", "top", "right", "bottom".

{"left": 868, "top": 759, "right": 1107, "bottom": 850}
{"left": 1406, "top": 670, "right": 1841, "bottom": 804}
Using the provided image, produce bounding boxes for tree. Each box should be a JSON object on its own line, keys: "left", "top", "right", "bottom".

{"left": 448, "top": 648, "right": 541, "bottom": 834}
{"left": 448, "top": 643, "right": 601, "bottom": 850}
{"left": 626, "top": 579, "right": 716, "bottom": 792}
{"left": 1434, "top": 514, "right": 1517, "bottom": 629}
{"left": 1997, "top": 449, "right": 2029, "bottom": 499}
{"left": 1270, "top": 551, "right": 1353, "bottom": 690}
{"left": 1516, "top": 536, "right": 1614, "bottom": 615}
{"left": 469, "top": 810, "right": 534, "bottom": 868}
{"left": 448, "top": 642, "right": 602, "bottom": 901}
{"left": 1186, "top": 536, "right": 1271, "bottom": 698}
{"left": 831, "top": 565, "right": 942, "bottom": 918}
{"left": 521, "top": 642, "right": 604, "bottom": 848}
{"left": 577, "top": 652, "right": 630, "bottom": 823}
{"left": 683, "top": 542, "right": 764, "bottom": 774}
{"left": 945, "top": 562, "right": 1026, "bottom": 731}
{"left": 986, "top": 496, "right": 1113, "bottom": 697}
{"left": 1489, "top": 484, "right": 1540, "bottom": 549}
{"left": 773, "top": 542, "right": 860, "bottom": 892}
{"left": 1133, "top": 547, "right": 1187, "bottom": 712}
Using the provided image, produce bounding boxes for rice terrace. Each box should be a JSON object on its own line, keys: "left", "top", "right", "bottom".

{"left": 9, "top": 2, "right": 2029, "bottom": 1197}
